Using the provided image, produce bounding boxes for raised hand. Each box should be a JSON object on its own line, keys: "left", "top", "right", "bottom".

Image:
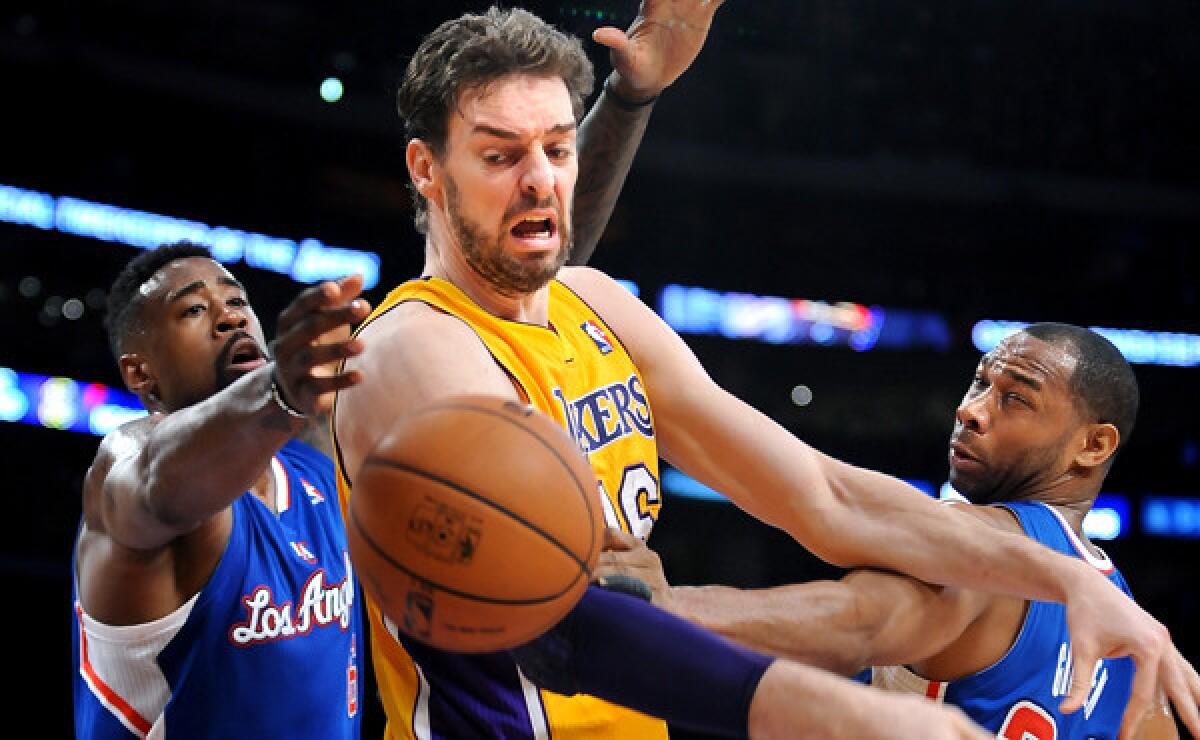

{"left": 593, "top": 0, "right": 728, "bottom": 101}
{"left": 270, "top": 275, "right": 371, "bottom": 418}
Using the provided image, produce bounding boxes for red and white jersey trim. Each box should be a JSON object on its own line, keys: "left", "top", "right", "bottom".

{"left": 1041, "top": 503, "right": 1114, "bottom": 574}
{"left": 271, "top": 455, "right": 291, "bottom": 513}
{"left": 76, "top": 594, "right": 199, "bottom": 738}
{"left": 872, "top": 664, "right": 948, "bottom": 703}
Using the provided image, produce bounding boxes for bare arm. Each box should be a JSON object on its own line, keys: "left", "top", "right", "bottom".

{"left": 671, "top": 572, "right": 987, "bottom": 676}
{"left": 561, "top": 266, "right": 1188, "bottom": 738}
{"left": 597, "top": 528, "right": 986, "bottom": 675}
{"left": 569, "top": 89, "right": 654, "bottom": 265}
{"left": 334, "top": 304, "right": 519, "bottom": 482}
{"left": 571, "top": 0, "right": 727, "bottom": 264}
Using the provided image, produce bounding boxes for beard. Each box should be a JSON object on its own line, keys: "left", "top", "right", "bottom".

{"left": 445, "top": 176, "right": 571, "bottom": 297}
{"left": 950, "top": 432, "right": 1068, "bottom": 505}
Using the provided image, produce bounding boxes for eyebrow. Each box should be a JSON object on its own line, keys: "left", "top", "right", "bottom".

{"left": 471, "top": 122, "right": 577, "bottom": 140}
{"left": 167, "top": 276, "right": 245, "bottom": 304}
{"left": 1003, "top": 368, "right": 1043, "bottom": 391}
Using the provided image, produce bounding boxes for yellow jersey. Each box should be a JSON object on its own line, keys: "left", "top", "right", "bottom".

{"left": 333, "top": 276, "right": 666, "bottom": 739}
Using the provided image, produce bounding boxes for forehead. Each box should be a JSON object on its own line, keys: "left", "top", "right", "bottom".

{"left": 450, "top": 74, "right": 575, "bottom": 139}
{"left": 140, "top": 257, "right": 237, "bottom": 302}
{"left": 982, "top": 333, "right": 1078, "bottom": 390}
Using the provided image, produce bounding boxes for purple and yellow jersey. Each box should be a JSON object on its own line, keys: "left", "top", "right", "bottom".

{"left": 72, "top": 439, "right": 362, "bottom": 739}
{"left": 333, "top": 276, "right": 666, "bottom": 739}
{"left": 872, "top": 501, "right": 1135, "bottom": 739}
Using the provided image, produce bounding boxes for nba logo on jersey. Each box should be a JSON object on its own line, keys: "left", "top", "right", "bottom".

{"left": 582, "top": 320, "right": 614, "bottom": 354}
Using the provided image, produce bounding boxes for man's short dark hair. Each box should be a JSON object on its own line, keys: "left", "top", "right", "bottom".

{"left": 1022, "top": 322, "right": 1140, "bottom": 451}
{"left": 396, "top": 5, "right": 594, "bottom": 234}
{"left": 104, "top": 241, "right": 213, "bottom": 359}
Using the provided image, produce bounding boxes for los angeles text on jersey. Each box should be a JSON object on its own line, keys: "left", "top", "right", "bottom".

{"left": 553, "top": 374, "right": 654, "bottom": 455}
{"left": 228, "top": 552, "right": 355, "bottom": 645}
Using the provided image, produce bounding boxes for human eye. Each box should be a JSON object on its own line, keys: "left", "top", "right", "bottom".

{"left": 181, "top": 303, "right": 206, "bottom": 318}
{"left": 482, "top": 150, "right": 508, "bottom": 165}
{"left": 228, "top": 295, "right": 248, "bottom": 308}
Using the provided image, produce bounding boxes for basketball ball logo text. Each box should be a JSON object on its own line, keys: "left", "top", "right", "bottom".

{"left": 407, "top": 498, "right": 483, "bottom": 565}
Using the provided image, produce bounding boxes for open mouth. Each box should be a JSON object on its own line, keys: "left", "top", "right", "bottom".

{"left": 225, "top": 335, "right": 266, "bottom": 370}
{"left": 509, "top": 213, "right": 557, "bottom": 243}
{"left": 948, "top": 442, "right": 981, "bottom": 467}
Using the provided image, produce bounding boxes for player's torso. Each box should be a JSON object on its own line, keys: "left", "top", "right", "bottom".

{"left": 336, "top": 277, "right": 666, "bottom": 739}
{"left": 73, "top": 440, "right": 361, "bottom": 739}
{"left": 873, "top": 501, "right": 1134, "bottom": 739}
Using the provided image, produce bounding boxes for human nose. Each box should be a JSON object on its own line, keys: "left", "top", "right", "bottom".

{"left": 215, "top": 303, "right": 249, "bottom": 334}
{"left": 955, "top": 390, "right": 990, "bottom": 434}
{"left": 520, "top": 147, "right": 555, "bottom": 201}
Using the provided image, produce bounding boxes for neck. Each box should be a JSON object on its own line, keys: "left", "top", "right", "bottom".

{"left": 423, "top": 235, "right": 552, "bottom": 326}
{"left": 249, "top": 463, "right": 277, "bottom": 513}
{"left": 1008, "top": 476, "right": 1102, "bottom": 550}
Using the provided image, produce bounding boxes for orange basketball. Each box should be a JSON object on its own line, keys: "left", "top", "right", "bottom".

{"left": 346, "top": 395, "right": 603, "bottom": 653}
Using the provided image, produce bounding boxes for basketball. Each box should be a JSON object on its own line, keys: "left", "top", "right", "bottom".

{"left": 346, "top": 395, "right": 604, "bottom": 653}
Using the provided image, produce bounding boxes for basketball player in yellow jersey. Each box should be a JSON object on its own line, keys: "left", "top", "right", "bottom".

{"left": 332, "top": 4, "right": 1197, "bottom": 739}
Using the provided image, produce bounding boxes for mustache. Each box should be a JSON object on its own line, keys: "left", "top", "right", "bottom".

{"left": 214, "top": 331, "right": 262, "bottom": 368}
{"left": 503, "top": 194, "right": 563, "bottom": 224}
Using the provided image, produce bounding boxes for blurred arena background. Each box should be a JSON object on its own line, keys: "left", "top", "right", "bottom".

{"left": 2, "top": 1, "right": 1196, "bottom": 736}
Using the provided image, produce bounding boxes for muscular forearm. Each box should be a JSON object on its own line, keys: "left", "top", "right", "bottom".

{"left": 671, "top": 583, "right": 874, "bottom": 676}
{"left": 134, "top": 364, "right": 296, "bottom": 527}
{"left": 569, "top": 73, "right": 655, "bottom": 265}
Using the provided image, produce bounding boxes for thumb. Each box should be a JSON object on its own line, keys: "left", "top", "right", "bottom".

{"left": 592, "top": 26, "right": 629, "bottom": 54}
{"left": 602, "top": 527, "right": 638, "bottom": 551}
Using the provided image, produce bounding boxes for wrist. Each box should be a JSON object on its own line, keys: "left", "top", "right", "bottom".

{"left": 268, "top": 365, "right": 308, "bottom": 421}
{"left": 604, "top": 73, "right": 659, "bottom": 111}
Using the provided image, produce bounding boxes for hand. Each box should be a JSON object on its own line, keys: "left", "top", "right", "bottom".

{"left": 595, "top": 528, "right": 672, "bottom": 609}
{"left": 1148, "top": 642, "right": 1200, "bottom": 738}
{"left": 270, "top": 275, "right": 371, "bottom": 417}
{"left": 593, "top": 0, "right": 727, "bottom": 102}
{"left": 1058, "top": 564, "right": 1198, "bottom": 740}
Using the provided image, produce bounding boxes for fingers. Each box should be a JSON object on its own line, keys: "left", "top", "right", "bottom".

{"left": 275, "top": 304, "right": 369, "bottom": 357}
{"left": 602, "top": 527, "right": 640, "bottom": 551}
{"left": 278, "top": 275, "right": 367, "bottom": 332}
{"left": 1162, "top": 645, "right": 1200, "bottom": 737}
{"left": 592, "top": 26, "right": 629, "bottom": 52}
{"left": 1116, "top": 656, "right": 1156, "bottom": 740}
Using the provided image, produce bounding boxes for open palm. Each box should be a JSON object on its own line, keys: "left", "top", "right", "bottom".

{"left": 593, "top": 0, "right": 728, "bottom": 100}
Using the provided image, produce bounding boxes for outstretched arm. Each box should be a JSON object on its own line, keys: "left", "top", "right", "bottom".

{"left": 96, "top": 277, "right": 369, "bottom": 550}
{"left": 597, "top": 528, "right": 987, "bottom": 675}
{"left": 672, "top": 573, "right": 986, "bottom": 676}
{"left": 570, "top": 0, "right": 726, "bottom": 264}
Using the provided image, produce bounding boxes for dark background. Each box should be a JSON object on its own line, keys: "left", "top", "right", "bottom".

{"left": 2, "top": 1, "right": 1196, "bottom": 737}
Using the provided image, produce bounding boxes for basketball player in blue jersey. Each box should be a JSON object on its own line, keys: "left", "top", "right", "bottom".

{"left": 72, "top": 242, "right": 372, "bottom": 738}
{"left": 331, "top": 4, "right": 1198, "bottom": 738}
{"left": 603, "top": 323, "right": 1198, "bottom": 738}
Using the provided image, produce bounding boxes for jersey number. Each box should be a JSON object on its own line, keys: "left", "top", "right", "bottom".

{"left": 998, "top": 700, "right": 1057, "bottom": 740}
{"left": 597, "top": 464, "right": 661, "bottom": 540}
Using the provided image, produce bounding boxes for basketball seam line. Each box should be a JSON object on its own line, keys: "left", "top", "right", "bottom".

{"left": 350, "top": 503, "right": 586, "bottom": 606}
{"left": 370, "top": 400, "right": 600, "bottom": 559}
{"left": 361, "top": 455, "right": 591, "bottom": 570}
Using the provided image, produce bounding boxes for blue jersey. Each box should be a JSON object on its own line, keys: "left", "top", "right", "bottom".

{"left": 872, "top": 501, "right": 1135, "bottom": 739}
{"left": 72, "top": 439, "right": 362, "bottom": 739}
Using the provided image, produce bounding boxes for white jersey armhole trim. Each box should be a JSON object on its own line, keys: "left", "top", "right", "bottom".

{"left": 1040, "top": 502, "right": 1113, "bottom": 572}
{"left": 271, "top": 454, "right": 291, "bottom": 513}
{"left": 77, "top": 592, "right": 200, "bottom": 738}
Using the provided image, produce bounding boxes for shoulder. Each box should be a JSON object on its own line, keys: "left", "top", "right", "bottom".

{"left": 558, "top": 266, "right": 622, "bottom": 296}
{"left": 356, "top": 299, "right": 488, "bottom": 355}
{"left": 947, "top": 501, "right": 1025, "bottom": 536}
{"left": 83, "top": 414, "right": 162, "bottom": 515}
